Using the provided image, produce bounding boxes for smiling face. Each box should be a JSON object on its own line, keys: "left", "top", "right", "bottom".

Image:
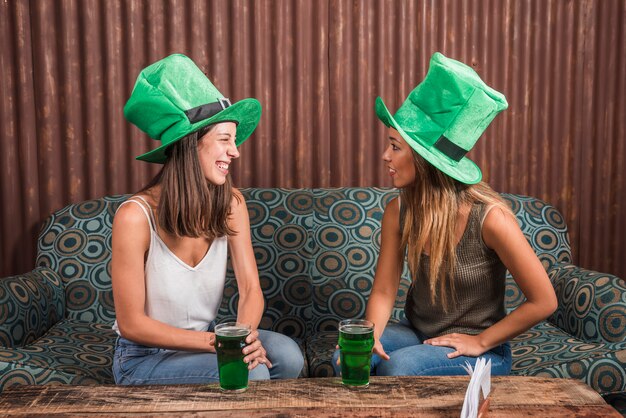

{"left": 382, "top": 127, "right": 417, "bottom": 188}
{"left": 197, "top": 122, "right": 240, "bottom": 185}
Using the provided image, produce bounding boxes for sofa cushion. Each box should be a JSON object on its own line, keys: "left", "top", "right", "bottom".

{"left": 0, "top": 267, "right": 65, "bottom": 348}
{"left": 511, "top": 321, "right": 626, "bottom": 396}
{"left": 309, "top": 319, "right": 626, "bottom": 391}
{"left": 36, "top": 195, "right": 129, "bottom": 324}
{"left": 304, "top": 331, "right": 338, "bottom": 377}
{"left": 0, "top": 319, "right": 116, "bottom": 390}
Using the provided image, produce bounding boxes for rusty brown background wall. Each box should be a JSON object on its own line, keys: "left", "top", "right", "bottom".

{"left": 1, "top": 0, "right": 625, "bottom": 279}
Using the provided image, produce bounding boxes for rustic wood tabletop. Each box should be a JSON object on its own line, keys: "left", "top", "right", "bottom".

{"left": 0, "top": 375, "right": 620, "bottom": 417}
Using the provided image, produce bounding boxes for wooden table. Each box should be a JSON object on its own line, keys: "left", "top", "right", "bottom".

{"left": 0, "top": 376, "right": 620, "bottom": 417}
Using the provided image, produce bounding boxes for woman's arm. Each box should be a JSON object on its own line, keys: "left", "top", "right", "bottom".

{"left": 227, "top": 188, "right": 270, "bottom": 369}
{"left": 425, "top": 207, "right": 558, "bottom": 357}
{"left": 365, "top": 197, "right": 405, "bottom": 360}
{"left": 111, "top": 203, "right": 215, "bottom": 352}
{"left": 227, "top": 189, "right": 264, "bottom": 328}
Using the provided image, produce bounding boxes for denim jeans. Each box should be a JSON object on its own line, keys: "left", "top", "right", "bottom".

{"left": 332, "top": 318, "right": 512, "bottom": 376}
{"left": 113, "top": 326, "right": 304, "bottom": 385}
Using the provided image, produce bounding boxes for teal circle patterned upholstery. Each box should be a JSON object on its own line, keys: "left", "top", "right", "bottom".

{"left": 501, "top": 195, "right": 571, "bottom": 262}
{"left": 548, "top": 262, "right": 626, "bottom": 344}
{"left": 0, "top": 319, "right": 116, "bottom": 389}
{"left": 306, "top": 188, "right": 412, "bottom": 376}
{"left": 0, "top": 268, "right": 64, "bottom": 348}
{"left": 311, "top": 188, "right": 410, "bottom": 331}
{"left": 305, "top": 331, "right": 339, "bottom": 377}
{"left": 501, "top": 194, "right": 572, "bottom": 310}
{"left": 217, "top": 189, "right": 313, "bottom": 340}
{"left": 511, "top": 320, "right": 626, "bottom": 402}
{"left": 36, "top": 195, "right": 129, "bottom": 324}
{"left": 1, "top": 195, "right": 126, "bottom": 391}
{"left": 2, "top": 189, "right": 624, "bottom": 415}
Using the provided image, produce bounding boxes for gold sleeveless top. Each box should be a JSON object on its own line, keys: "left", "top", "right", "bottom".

{"left": 401, "top": 202, "right": 507, "bottom": 337}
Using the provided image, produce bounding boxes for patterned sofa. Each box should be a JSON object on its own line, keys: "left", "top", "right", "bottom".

{"left": 1, "top": 188, "right": 624, "bottom": 414}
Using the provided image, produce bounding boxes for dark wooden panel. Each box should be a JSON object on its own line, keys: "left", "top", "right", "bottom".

{"left": 0, "top": 0, "right": 624, "bottom": 279}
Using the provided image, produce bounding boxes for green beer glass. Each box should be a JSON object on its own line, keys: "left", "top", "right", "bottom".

{"left": 338, "top": 319, "right": 375, "bottom": 387}
{"left": 215, "top": 322, "right": 251, "bottom": 392}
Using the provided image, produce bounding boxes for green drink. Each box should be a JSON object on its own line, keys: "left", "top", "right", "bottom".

{"left": 338, "top": 319, "right": 375, "bottom": 387}
{"left": 215, "top": 322, "right": 251, "bottom": 392}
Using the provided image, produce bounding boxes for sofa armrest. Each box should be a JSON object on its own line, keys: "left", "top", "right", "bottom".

{"left": 0, "top": 267, "right": 65, "bottom": 348}
{"left": 548, "top": 262, "right": 626, "bottom": 344}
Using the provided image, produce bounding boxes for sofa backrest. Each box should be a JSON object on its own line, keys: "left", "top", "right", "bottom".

{"left": 500, "top": 193, "right": 572, "bottom": 309}
{"left": 217, "top": 189, "right": 314, "bottom": 340}
{"left": 309, "top": 188, "right": 410, "bottom": 333}
{"left": 218, "top": 188, "right": 411, "bottom": 339}
{"left": 501, "top": 193, "right": 572, "bottom": 268}
{"left": 34, "top": 189, "right": 571, "bottom": 334}
{"left": 36, "top": 195, "right": 129, "bottom": 324}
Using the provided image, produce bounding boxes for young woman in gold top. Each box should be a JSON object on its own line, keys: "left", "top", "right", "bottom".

{"left": 336, "top": 53, "right": 557, "bottom": 376}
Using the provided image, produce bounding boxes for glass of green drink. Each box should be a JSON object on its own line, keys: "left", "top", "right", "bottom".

{"left": 215, "top": 322, "right": 251, "bottom": 392}
{"left": 338, "top": 319, "right": 375, "bottom": 387}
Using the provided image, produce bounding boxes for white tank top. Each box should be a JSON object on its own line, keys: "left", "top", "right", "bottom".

{"left": 112, "top": 196, "right": 228, "bottom": 335}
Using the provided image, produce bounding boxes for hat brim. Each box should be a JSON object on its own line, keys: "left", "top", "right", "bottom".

{"left": 136, "top": 98, "right": 262, "bottom": 164}
{"left": 375, "top": 97, "right": 482, "bottom": 185}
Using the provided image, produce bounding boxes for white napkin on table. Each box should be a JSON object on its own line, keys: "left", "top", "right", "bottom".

{"left": 460, "top": 357, "right": 492, "bottom": 418}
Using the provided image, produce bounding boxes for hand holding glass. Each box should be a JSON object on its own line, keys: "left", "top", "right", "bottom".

{"left": 338, "top": 319, "right": 375, "bottom": 387}
{"left": 215, "top": 322, "right": 251, "bottom": 392}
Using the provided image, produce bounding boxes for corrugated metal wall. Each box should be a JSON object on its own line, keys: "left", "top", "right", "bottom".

{"left": 1, "top": 0, "right": 625, "bottom": 279}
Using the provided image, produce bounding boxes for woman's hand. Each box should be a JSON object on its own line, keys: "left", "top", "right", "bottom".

{"left": 335, "top": 337, "right": 389, "bottom": 368}
{"left": 372, "top": 338, "right": 390, "bottom": 360}
{"left": 206, "top": 332, "right": 217, "bottom": 353}
{"left": 243, "top": 330, "right": 272, "bottom": 370}
{"left": 335, "top": 338, "right": 390, "bottom": 362}
{"left": 424, "top": 333, "right": 487, "bottom": 358}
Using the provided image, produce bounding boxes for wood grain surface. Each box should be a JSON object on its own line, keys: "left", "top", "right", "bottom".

{"left": 0, "top": 376, "right": 620, "bottom": 417}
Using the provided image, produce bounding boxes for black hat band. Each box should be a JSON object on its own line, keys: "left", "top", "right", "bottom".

{"left": 433, "top": 135, "right": 468, "bottom": 162}
{"left": 185, "top": 98, "right": 232, "bottom": 123}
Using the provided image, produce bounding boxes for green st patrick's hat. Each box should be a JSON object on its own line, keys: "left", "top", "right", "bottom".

{"left": 375, "top": 52, "right": 508, "bottom": 184}
{"left": 124, "top": 54, "right": 262, "bottom": 164}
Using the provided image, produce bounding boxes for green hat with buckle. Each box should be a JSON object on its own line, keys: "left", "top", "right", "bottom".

{"left": 124, "top": 53, "right": 262, "bottom": 164}
{"left": 375, "top": 52, "right": 508, "bottom": 184}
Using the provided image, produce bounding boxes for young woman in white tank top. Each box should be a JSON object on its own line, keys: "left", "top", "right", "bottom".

{"left": 111, "top": 54, "right": 303, "bottom": 385}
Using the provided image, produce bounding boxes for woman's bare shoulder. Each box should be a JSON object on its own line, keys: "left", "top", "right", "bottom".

{"left": 229, "top": 187, "right": 247, "bottom": 210}
{"left": 384, "top": 196, "right": 400, "bottom": 214}
{"left": 381, "top": 196, "right": 401, "bottom": 234}
{"left": 231, "top": 187, "right": 244, "bottom": 200}
{"left": 114, "top": 199, "right": 150, "bottom": 230}
{"left": 482, "top": 205, "right": 523, "bottom": 249}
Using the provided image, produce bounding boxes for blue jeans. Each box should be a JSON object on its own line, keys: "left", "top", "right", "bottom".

{"left": 332, "top": 319, "right": 512, "bottom": 376}
{"left": 113, "top": 327, "right": 304, "bottom": 385}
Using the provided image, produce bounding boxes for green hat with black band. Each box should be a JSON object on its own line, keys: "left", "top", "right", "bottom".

{"left": 124, "top": 53, "right": 261, "bottom": 164}
{"left": 375, "top": 52, "right": 508, "bottom": 184}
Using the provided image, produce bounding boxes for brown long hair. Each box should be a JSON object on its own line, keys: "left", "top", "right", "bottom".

{"left": 140, "top": 125, "right": 237, "bottom": 239}
{"left": 400, "top": 152, "right": 513, "bottom": 311}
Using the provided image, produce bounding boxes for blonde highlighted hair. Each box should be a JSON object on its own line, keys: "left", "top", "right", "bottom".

{"left": 400, "top": 152, "right": 513, "bottom": 311}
